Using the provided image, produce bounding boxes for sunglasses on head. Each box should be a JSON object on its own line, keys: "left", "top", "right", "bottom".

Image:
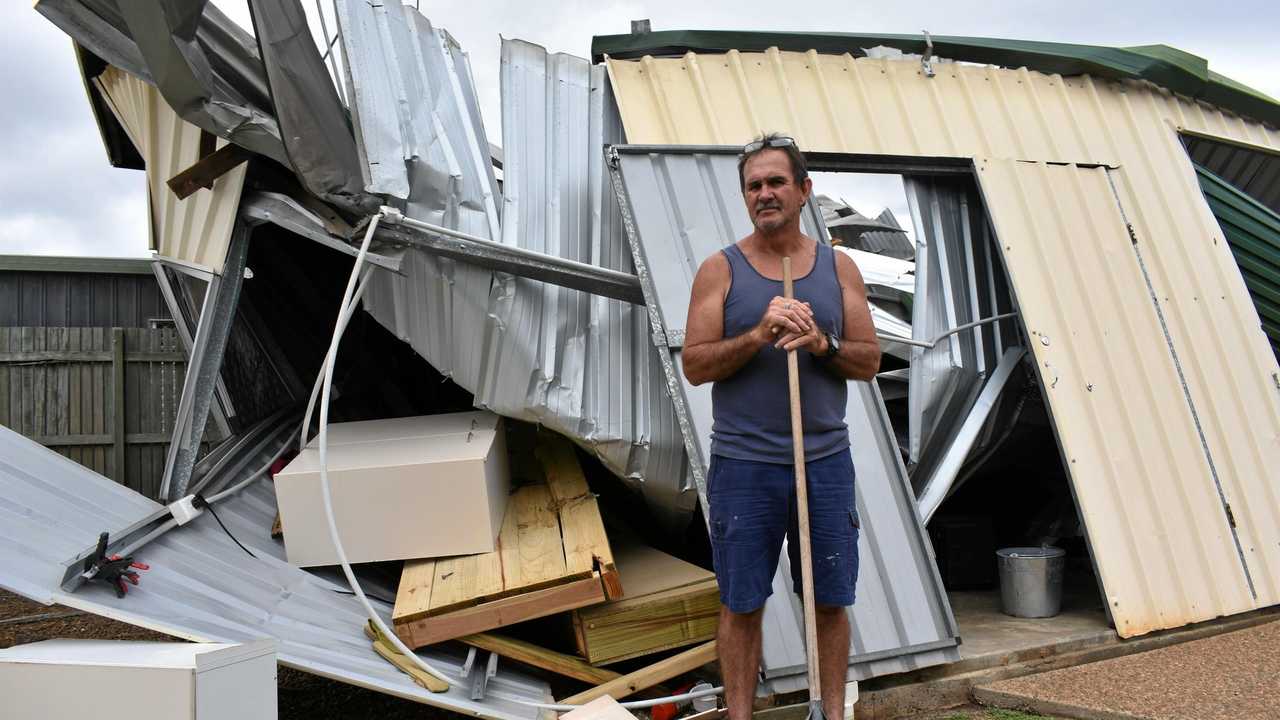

{"left": 742, "top": 136, "right": 796, "bottom": 154}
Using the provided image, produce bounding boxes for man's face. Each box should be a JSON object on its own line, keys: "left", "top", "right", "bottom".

{"left": 742, "top": 149, "right": 811, "bottom": 234}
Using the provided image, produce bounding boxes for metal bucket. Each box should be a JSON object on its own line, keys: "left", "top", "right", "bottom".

{"left": 996, "top": 547, "right": 1065, "bottom": 618}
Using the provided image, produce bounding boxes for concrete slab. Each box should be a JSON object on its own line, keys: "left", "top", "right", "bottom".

{"left": 950, "top": 589, "right": 1110, "bottom": 668}
{"left": 975, "top": 619, "right": 1280, "bottom": 720}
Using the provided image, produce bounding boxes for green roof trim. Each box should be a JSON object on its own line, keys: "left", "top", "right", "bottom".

{"left": 592, "top": 31, "right": 1280, "bottom": 128}
{"left": 1195, "top": 164, "right": 1280, "bottom": 359}
{"left": 0, "top": 255, "right": 155, "bottom": 275}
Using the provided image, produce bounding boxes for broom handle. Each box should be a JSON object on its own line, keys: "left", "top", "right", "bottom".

{"left": 783, "top": 257, "right": 822, "bottom": 703}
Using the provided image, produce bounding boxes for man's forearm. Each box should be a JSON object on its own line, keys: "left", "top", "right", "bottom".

{"left": 684, "top": 328, "right": 765, "bottom": 385}
{"left": 822, "top": 338, "right": 880, "bottom": 381}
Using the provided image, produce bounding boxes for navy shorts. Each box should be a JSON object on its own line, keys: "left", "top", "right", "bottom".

{"left": 706, "top": 451, "right": 860, "bottom": 614}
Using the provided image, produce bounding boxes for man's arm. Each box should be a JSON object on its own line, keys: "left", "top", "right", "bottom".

{"left": 682, "top": 251, "right": 814, "bottom": 386}
{"left": 828, "top": 251, "right": 880, "bottom": 380}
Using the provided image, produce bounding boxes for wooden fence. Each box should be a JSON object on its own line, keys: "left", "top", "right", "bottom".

{"left": 0, "top": 326, "right": 222, "bottom": 498}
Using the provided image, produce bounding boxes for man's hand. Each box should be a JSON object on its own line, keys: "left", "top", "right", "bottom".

{"left": 754, "top": 296, "right": 814, "bottom": 343}
{"left": 775, "top": 325, "right": 829, "bottom": 355}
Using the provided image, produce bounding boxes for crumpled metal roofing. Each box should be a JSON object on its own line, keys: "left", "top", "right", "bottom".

{"left": 608, "top": 146, "right": 959, "bottom": 688}
{"left": 340, "top": 0, "right": 500, "bottom": 393}
{"left": 476, "top": 39, "right": 690, "bottom": 518}
{"left": 339, "top": 12, "right": 692, "bottom": 521}
{"left": 605, "top": 48, "right": 1280, "bottom": 636}
{"left": 860, "top": 209, "right": 915, "bottom": 261}
{"left": 0, "top": 423, "right": 551, "bottom": 720}
{"left": 36, "top": 0, "right": 289, "bottom": 166}
{"left": 904, "top": 176, "right": 997, "bottom": 485}
{"left": 246, "top": 0, "right": 380, "bottom": 215}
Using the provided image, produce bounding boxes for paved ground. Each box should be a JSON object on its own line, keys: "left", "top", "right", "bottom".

{"left": 975, "top": 619, "right": 1280, "bottom": 720}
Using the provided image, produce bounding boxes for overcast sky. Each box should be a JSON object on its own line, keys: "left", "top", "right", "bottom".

{"left": 1, "top": 0, "right": 1276, "bottom": 258}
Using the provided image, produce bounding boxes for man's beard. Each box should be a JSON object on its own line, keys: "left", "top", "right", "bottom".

{"left": 753, "top": 203, "right": 787, "bottom": 232}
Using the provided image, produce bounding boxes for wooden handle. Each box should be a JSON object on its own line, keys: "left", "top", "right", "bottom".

{"left": 783, "top": 257, "right": 822, "bottom": 701}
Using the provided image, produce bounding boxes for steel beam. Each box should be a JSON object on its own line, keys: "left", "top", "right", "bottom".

{"left": 375, "top": 213, "right": 646, "bottom": 306}
{"left": 158, "top": 222, "right": 253, "bottom": 502}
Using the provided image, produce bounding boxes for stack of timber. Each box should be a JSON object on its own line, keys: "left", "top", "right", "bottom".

{"left": 393, "top": 434, "right": 622, "bottom": 648}
{"left": 573, "top": 542, "right": 719, "bottom": 665}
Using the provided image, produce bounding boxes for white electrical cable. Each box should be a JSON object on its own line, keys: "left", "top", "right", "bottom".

{"left": 299, "top": 266, "right": 374, "bottom": 451}
{"left": 314, "top": 209, "right": 725, "bottom": 709}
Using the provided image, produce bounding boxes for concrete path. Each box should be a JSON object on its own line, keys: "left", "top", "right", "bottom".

{"left": 975, "top": 618, "right": 1280, "bottom": 720}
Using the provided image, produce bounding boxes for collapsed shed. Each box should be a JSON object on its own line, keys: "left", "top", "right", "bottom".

{"left": 2, "top": 4, "right": 1279, "bottom": 718}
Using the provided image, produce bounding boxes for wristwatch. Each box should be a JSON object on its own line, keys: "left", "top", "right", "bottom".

{"left": 823, "top": 331, "right": 841, "bottom": 359}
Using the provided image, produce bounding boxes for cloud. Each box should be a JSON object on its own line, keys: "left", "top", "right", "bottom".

{"left": 0, "top": 5, "right": 149, "bottom": 258}
{"left": 3, "top": 1, "right": 1276, "bottom": 259}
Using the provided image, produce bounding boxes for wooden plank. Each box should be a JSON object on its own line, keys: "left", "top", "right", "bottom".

{"left": 539, "top": 435, "right": 591, "bottom": 504}
{"left": 111, "top": 328, "right": 126, "bottom": 482}
{"left": 92, "top": 327, "right": 106, "bottom": 475}
{"left": 0, "top": 328, "right": 9, "bottom": 427}
{"left": 427, "top": 550, "right": 506, "bottom": 616}
{"left": 459, "top": 632, "right": 623, "bottom": 685}
{"left": 574, "top": 579, "right": 720, "bottom": 665}
{"left": 502, "top": 484, "right": 574, "bottom": 591}
{"left": 538, "top": 436, "right": 622, "bottom": 599}
{"left": 31, "top": 432, "right": 173, "bottom": 447}
{"left": 393, "top": 558, "right": 438, "bottom": 623}
{"left": 559, "top": 641, "right": 719, "bottom": 706}
{"left": 395, "top": 486, "right": 586, "bottom": 625}
{"left": 0, "top": 351, "right": 187, "bottom": 363}
{"left": 395, "top": 574, "right": 606, "bottom": 649}
{"left": 166, "top": 141, "right": 252, "bottom": 200}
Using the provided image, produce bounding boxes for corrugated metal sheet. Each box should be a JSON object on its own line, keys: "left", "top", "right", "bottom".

{"left": 477, "top": 39, "right": 689, "bottom": 518}
{"left": 339, "top": 1, "right": 500, "bottom": 392}
{"left": 1195, "top": 164, "right": 1280, "bottom": 357}
{"left": 609, "top": 146, "right": 958, "bottom": 687}
{"left": 93, "top": 66, "right": 247, "bottom": 275}
{"left": 606, "top": 50, "right": 1280, "bottom": 635}
{"left": 978, "top": 158, "right": 1278, "bottom": 635}
{"left": 1185, "top": 135, "right": 1280, "bottom": 216}
{"left": 0, "top": 268, "right": 169, "bottom": 328}
{"left": 859, "top": 208, "right": 915, "bottom": 260}
{"left": 0, "top": 424, "right": 551, "bottom": 720}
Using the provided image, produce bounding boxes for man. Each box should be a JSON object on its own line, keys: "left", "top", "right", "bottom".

{"left": 683, "top": 134, "right": 880, "bottom": 720}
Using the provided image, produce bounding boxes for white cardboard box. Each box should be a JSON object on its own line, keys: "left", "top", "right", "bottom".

{"left": 0, "top": 638, "right": 277, "bottom": 720}
{"left": 276, "top": 412, "right": 510, "bottom": 566}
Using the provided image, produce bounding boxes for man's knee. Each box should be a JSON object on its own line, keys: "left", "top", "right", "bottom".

{"left": 720, "top": 605, "right": 765, "bottom": 629}
{"left": 814, "top": 604, "right": 849, "bottom": 624}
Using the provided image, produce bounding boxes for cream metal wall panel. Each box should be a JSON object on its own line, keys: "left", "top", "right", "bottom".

{"left": 607, "top": 50, "right": 1280, "bottom": 164}
{"left": 608, "top": 50, "right": 1280, "bottom": 633}
{"left": 479, "top": 39, "right": 690, "bottom": 519}
{"left": 95, "top": 67, "right": 246, "bottom": 275}
{"left": 610, "top": 147, "right": 958, "bottom": 684}
{"left": 976, "top": 159, "right": 1255, "bottom": 634}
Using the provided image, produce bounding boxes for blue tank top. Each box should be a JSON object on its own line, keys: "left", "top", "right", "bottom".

{"left": 710, "top": 242, "right": 849, "bottom": 464}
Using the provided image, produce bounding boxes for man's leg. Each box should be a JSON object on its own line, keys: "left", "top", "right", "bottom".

{"left": 717, "top": 605, "right": 764, "bottom": 720}
{"left": 815, "top": 604, "right": 851, "bottom": 718}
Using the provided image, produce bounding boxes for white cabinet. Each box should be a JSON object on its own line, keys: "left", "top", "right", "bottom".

{"left": 0, "top": 638, "right": 277, "bottom": 720}
{"left": 275, "top": 411, "right": 510, "bottom": 566}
